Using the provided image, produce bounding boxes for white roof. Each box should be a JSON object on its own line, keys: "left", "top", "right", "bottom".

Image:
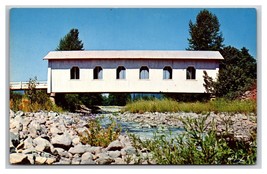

{"left": 44, "top": 50, "right": 224, "bottom": 60}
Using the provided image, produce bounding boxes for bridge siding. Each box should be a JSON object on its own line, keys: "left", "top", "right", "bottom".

{"left": 48, "top": 59, "right": 219, "bottom": 93}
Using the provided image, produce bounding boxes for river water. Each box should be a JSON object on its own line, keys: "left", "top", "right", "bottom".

{"left": 96, "top": 106, "right": 184, "bottom": 140}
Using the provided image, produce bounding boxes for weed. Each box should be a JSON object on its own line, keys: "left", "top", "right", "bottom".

{"left": 78, "top": 117, "right": 121, "bottom": 147}
{"left": 128, "top": 113, "right": 257, "bottom": 164}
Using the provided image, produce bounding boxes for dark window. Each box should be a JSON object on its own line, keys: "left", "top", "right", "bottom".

{"left": 116, "top": 66, "right": 126, "bottom": 79}
{"left": 163, "top": 66, "right": 172, "bottom": 79}
{"left": 139, "top": 66, "right": 149, "bottom": 79}
{"left": 186, "top": 66, "right": 196, "bottom": 79}
{"left": 93, "top": 66, "right": 103, "bottom": 79}
{"left": 70, "top": 66, "right": 79, "bottom": 79}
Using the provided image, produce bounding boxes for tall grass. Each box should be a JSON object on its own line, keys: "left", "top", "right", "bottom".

{"left": 123, "top": 98, "right": 256, "bottom": 114}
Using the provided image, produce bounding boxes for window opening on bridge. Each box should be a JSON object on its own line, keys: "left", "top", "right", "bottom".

{"left": 94, "top": 66, "right": 103, "bottom": 79}
{"left": 163, "top": 66, "right": 172, "bottom": 79}
{"left": 70, "top": 66, "right": 79, "bottom": 79}
{"left": 186, "top": 66, "right": 196, "bottom": 79}
{"left": 139, "top": 66, "right": 149, "bottom": 79}
{"left": 116, "top": 66, "right": 126, "bottom": 79}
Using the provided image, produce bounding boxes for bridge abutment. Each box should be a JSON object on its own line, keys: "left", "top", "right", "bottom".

{"left": 49, "top": 93, "right": 56, "bottom": 104}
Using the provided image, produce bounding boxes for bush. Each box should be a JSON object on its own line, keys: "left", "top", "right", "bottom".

{"left": 129, "top": 114, "right": 257, "bottom": 164}
{"left": 10, "top": 77, "right": 63, "bottom": 112}
{"left": 78, "top": 117, "right": 121, "bottom": 147}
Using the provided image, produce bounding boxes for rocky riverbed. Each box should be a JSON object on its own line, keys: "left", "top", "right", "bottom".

{"left": 9, "top": 108, "right": 257, "bottom": 165}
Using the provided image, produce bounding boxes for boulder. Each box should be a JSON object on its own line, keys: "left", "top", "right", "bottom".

{"left": 48, "top": 112, "right": 58, "bottom": 118}
{"left": 15, "top": 111, "right": 24, "bottom": 117}
{"left": 71, "top": 157, "right": 81, "bottom": 164}
{"left": 80, "top": 152, "right": 95, "bottom": 164}
{"left": 68, "top": 144, "right": 91, "bottom": 154}
{"left": 33, "top": 137, "right": 53, "bottom": 152}
{"left": 95, "top": 153, "right": 114, "bottom": 164}
{"left": 108, "top": 151, "right": 121, "bottom": 158}
{"left": 10, "top": 153, "right": 30, "bottom": 164}
{"left": 72, "top": 136, "right": 80, "bottom": 145}
{"left": 46, "top": 157, "right": 56, "bottom": 165}
{"left": 10, "top": 110, "right": 15, "bottom": 119}
{"left": 35, "top": 156, "right": 47, "bottom": 164}
{"left": 51, "top": 133, "right": 72, "bottom": 150}
{"left": 10, "top": 132, "right": 20, "bottom": 147}
{"left": 106, "top": 140, "right": 123, "bottom": 151}
{"left": 54, "top": 158, "right": 71, "bottom": 165}
{"left": 50, "top": 126, "right": 63, "bottom": 135}
{"left": 53, "top": 148, "right": 71, "bottom": 158}
{"left": 87, "top": 146, "right": 102, "bottom": 155}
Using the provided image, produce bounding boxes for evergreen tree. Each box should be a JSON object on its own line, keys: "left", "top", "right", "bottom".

{"left": 214, "top": 46, "right": 256, "bottom": 99}
{"left": 55, "top": 28, "right": 104, "bottom": 110}
{"left": 56, "top": 28, "right": 84, "bottom": 51}
{"left": 187, "top": 9, "right": 224, "bottom": 51}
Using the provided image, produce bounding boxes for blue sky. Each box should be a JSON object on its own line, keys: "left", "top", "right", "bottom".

{"left": 9, "top": 8, "right": 257, "bottom": 82}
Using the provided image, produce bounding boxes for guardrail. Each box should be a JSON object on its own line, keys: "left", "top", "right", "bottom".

{"left": 10, "top": 81, "right": 47, "bottom": 90}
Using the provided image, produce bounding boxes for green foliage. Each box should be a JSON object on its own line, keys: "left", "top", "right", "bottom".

{"left": 55, "top": 93, "right": 103, "bottom": 112}
{"left": 129, "top": 114, "right": 256, "bottom": 164}
{"left": 123, "top": 98, "right": 256, "bottom": 114}
{"left": 214, "top": 46, "right": 257, "bottom": 99}
{"left": 10, "top": 77, "right": 63, "bottom": 112}
{"left": 103, "top": 93, "right": 131, "bottom": 106}
{"left": 78, "top": 117, "right": 121, "bottom": 147}
{"left": 187, "top": 9, "right": 224, "bottom": 51}
{"left": 203, "top": 70, "right": 215, "bottom": 96}
{"left": 9, "top": 91, "right": 23, "bottom": 112}
{"left": 56, "top": 28, "right": 84, "bottom": 51}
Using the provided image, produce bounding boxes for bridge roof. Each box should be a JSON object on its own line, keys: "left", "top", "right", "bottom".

{"left": 44, "top": 50, "right": 224, "bottom": 60}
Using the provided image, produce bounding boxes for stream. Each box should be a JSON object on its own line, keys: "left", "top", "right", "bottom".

{"left": 96, "top": 106, "right": 184, "bottom": 140}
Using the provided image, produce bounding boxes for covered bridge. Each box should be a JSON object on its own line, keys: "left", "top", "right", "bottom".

{"left": 44, "top": 50, "right": 223, "bottom": 97}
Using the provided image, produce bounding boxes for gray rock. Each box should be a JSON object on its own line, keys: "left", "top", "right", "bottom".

{"left": 51, "top": 133, "right": 72, "bottom": 150}
{"left": 118, "top": 135, "right": 132, "bottom": 147}
{"left": 28, "top": 124, "right": 39, "bottom": 138}
{"left": 113, "top": 158, "right": 126, "bottom": 164}
{"left": 87, "top": 146, "right": 102, "bottom": 155}
{"left": 80, "top": 152, "right": 95, "bottom": 164}
{"left": 33, "top": 137, "right": 52, "bottom": 152}
{"left": 53, "top": 148, "right": 72, "bottom": 159}
{"left": 68, "top": 144, "right": 91, "bottom": 154}
{"left": 15, "top": 111, "right": 24, "bottom": 117}
{"left": 81, "top": 152, "right": 93, "bottom": 161}
{"left": 71, "top": 157, "right": 81, "bottom": 164}
{"left": 106, "top": 140, "right": 123, "bottom": 151}
{"left": 10, "top": 110, "right": 15, "bottom": 119}
{"left": 123, "top": 146, "right": 137, "bottom": 155}
{"left": 10, "top": 132, "right": 20, "bottom": 147}
{"left": 54, "top": 158, "right": 71, "bottom": 165}
{"left": 10, "top": 119, "right": 22, "bottom": 131}
{"left": 72, "top": 136, "right": 80, "bottom": 145}
{"left": 95, "top": 153, "right": 115, "bottom": 164}
{"left": 108, "top": 151, "right": 121, "bottom": 158}
{"left": 50, "top": 126, "right": 63, "bottom": 135}
{"left": 10, "top": 153, "right": 30, "bottom": 164}
{"left": 48, "top": 112, "right": 58, "bottom": 118}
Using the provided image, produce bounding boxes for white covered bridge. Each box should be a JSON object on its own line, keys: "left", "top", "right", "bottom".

{"left": 43, "top": 50, "right": 223, "bottom": 97}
